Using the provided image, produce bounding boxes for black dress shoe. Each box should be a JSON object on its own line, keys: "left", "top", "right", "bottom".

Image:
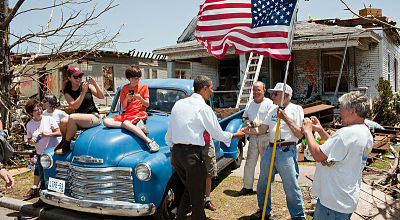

{"left": 250, "top": 209, "right": 270, "bottom": 220}
{"left": 238, "top": 187, "right": 254, "bottom": 196}
{"left": 205, "top": 200, "right": 216, "bottom": 211}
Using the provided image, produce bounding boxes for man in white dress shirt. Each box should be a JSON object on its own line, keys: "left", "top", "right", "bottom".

{"left": 239, "top": 81, "right": 273, "bottom": 195}
{"left": 165, "top": 75, "right": 244, "bottom": 220}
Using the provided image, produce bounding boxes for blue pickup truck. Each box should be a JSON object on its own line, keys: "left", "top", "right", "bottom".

{"left": 39, "top": 79, "right": 245, "bottom": 219}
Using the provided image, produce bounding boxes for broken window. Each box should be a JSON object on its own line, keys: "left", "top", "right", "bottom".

{"left": 175, "top": 70, "right": 186, "bottom": 79}
{"left": 103, "top": 66, "right": 114, "bottom": 92}
{"left": 322, "top": 51, "right": 349, "bottom": 93}
{"left": 152, "top": 69, "right": 157, "bottom": 79}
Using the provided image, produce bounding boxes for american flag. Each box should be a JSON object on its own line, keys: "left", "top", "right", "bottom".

{"left": 195, "top": 0, "right": 298, "bottom": 61}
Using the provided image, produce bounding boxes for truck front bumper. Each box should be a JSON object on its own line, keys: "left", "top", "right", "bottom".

{"left": 40, "top": 190, "right": 156, "bottom": 216}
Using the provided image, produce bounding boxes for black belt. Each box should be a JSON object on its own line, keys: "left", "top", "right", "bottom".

{"left": 174, "top": 143, "right": 202, "bottom": 148}
{"left": 269, "top": 142, "right": 296, "bottom": 147}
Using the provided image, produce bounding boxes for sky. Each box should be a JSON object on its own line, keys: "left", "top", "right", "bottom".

{"left": 9, "top": 0, "right": 400, "bottom": 54}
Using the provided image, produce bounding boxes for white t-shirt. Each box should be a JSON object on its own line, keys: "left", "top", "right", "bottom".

{"left": 26, "top": 116, "right": 60, "bottom": 155}
{"left": 263, "top": 103, "right": 304, "bottom": 143}
{"left": 43, "top": 109, "right": 68, "bottom": 126}
{"left": 243, "top": 98, "right": 273, "bottom": 122}
{"left": 312, "top": 124, "right": 373, "bottom": 213}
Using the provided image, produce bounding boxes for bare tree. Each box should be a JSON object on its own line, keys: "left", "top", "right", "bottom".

{"left": 0, "top": 0, "right": 121, "bottom": 130}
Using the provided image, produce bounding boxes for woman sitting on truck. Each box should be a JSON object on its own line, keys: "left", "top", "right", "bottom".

{"left": 103, "top": 65, "right": 159, "bottom": 153}
{"left": 54, "top": 66, "right": 104, "bottom": 154}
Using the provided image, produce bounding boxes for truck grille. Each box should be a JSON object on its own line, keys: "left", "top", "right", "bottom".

{"left": 55, "top": 161, "right": 135, "bottom": 202}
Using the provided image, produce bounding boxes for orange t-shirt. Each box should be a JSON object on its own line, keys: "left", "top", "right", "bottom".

{"left": 120, "top": 83, "right": 149, "bottom": 113}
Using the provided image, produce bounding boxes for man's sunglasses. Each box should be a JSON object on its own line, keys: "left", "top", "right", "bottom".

{"left": 73, "top": 74, "right": 84, "bottom": 79}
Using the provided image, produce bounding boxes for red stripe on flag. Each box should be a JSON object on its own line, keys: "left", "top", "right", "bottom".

{"left": 199, "top": 13, "right": 252, "bottom": 21}
{"left": 201, "top": 3, "right": 251, "bottom": 11}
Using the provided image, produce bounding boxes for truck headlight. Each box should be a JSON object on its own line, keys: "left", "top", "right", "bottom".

{"left": 40, "top": 154, "right": 53, "bottom": 169}
{"left": 135, "top": 163, "right": 152, "bottom": 181}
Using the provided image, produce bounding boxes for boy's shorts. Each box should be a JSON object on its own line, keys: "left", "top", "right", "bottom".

{"left": 202, "top": 141, "right": 217, "bottom": 177}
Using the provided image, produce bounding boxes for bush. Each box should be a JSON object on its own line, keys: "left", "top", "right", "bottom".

{"left": 373, "top": 77, "right": 400, "bottom": 126}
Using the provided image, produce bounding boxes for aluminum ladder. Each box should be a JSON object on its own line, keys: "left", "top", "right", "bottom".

{"left": 235, "top": 52, "right": 264, "bottom": 109}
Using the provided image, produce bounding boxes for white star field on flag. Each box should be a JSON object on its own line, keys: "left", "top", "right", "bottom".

{"left": 251, "top": 0, "right": 296, "bottom": 28}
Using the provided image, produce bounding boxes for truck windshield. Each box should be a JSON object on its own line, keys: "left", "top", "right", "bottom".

{"left": 148, "top": 88, "right": 186, "bottom": 113}
{"left": 110, "top": 88, "right": 187, "bottom": 114}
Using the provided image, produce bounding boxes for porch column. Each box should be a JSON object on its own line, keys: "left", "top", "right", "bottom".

{"left": 167, "top": 60, "right": 175, "bottom": 78}
{"left": 239, "top": 54, "right": 247, "bottom": 84}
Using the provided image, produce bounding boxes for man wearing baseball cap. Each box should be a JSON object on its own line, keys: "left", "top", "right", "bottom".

{"left": 243, "top": 82, "right": 305, "bottom": 219}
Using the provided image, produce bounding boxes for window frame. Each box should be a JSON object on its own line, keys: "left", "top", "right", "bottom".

{"left": 321, "top": 50, "right": 350, "bottom": 94}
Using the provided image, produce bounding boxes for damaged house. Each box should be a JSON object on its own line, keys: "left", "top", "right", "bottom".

{"left": 153, "top": 8, "right": 400, "bottom": 106}
{"left": 11, "top": 50, "right": 169, "bottom": 107}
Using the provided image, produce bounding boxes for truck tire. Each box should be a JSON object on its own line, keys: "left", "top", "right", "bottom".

{"left": 229, "top": 138, "right": 245, "bottom": 169}
{"left": 153, "top": 174, "right": 184, "bottom": 220}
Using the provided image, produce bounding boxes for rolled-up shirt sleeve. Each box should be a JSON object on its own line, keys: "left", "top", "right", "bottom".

{"left": 200, "top": 107, "right": 233, "bottom": 147}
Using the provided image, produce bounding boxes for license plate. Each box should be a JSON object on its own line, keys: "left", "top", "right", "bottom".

{"left": 48, "top": 177, "right": 65, "bottom": 193}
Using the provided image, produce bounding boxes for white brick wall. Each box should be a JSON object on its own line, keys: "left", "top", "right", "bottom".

{"left": 191, "top": 57, "right": 219, "bottom": 88}
{"left": 380, "top": 30, "right": 400, "bottom": 93}
{"left": 354, "top": 43, "right": 381, "bottom": 98}
{"left": 292, "top": 50, "right": 321, "bottom": 101}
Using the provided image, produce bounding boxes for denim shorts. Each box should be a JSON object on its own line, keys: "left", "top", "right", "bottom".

{"left": 89, "top": 113, "right": 102, "bottom": 127}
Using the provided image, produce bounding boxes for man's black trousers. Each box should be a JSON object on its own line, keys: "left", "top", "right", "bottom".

{"left": 172, "top": 144, "right": 206, "bottom": 220}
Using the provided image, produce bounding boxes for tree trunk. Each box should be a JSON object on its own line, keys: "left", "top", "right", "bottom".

{"left": 0, "top": 0, "right": 11, "bottom": 130}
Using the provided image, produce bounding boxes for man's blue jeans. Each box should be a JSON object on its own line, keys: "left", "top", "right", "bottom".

{"left": 313, "top": 199, "right": 352, "bottom": 220}
{"left": 257, "top": 144, "right": 305, "bottom": 219}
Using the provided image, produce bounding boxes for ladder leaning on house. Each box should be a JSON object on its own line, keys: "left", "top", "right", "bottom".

{"left": 235, "top": 52, "right": 264, "bottom": 109}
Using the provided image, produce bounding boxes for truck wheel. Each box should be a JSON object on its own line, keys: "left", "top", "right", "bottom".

{"left": 229, "top": 139, "right": 244, "bottom": 169}
{"left": 153, "top": 174, "right": 184, "bottom": 220}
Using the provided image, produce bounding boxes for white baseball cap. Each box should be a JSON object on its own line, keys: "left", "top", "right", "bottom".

{"left": 268, "top": 83, "right": 293, "bottom": 97}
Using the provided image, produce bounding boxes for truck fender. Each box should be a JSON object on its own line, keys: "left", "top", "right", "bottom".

{"left": 221, "top": 118, "right": 244, "bottom": 158}
{"left": 118, "top": 150, "right": 174, "bottom": 207}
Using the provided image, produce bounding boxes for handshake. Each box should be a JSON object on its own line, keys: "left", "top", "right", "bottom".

{"left": 243, "top": 120, "right": 263, "bottom": 128}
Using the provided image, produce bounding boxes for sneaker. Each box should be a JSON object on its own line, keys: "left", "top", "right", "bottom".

{"left": 238, "top": 188, "right": 254, "bottom": 196}
{"left": 55, "top": 140, "right": 71, "bottom": 155}
{"left": 24, "top": 187, "right": 39, "bottom": 199}
{"left": 136, "top": 120, "right": 149, "bottom": 134}
{"left": 148, "top": 140, "right": 159, "bottom": 153}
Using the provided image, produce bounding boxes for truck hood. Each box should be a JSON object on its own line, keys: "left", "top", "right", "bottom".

{"left": 71, "top": 113, "right": 170, "bottom": 167}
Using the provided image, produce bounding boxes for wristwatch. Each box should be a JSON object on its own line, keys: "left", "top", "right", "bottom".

{"left": 0, "top": 165, "right": 5, "bottom": 170}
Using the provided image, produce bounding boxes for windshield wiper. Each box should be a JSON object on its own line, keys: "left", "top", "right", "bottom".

{"left": 148, "top": 109, "right": 170, "bottom": 114}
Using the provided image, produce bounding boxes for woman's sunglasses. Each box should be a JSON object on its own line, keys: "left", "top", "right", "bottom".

{"left": 73, "top": 74, "right": 84, "bottom": 79}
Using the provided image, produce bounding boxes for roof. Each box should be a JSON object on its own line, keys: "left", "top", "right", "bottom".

{"left": 153, "top": 21, "right": 381, "bottom": 57}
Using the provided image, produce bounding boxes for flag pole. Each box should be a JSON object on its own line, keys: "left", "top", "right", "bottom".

{"left": 261, "top": 2, "right": 298, "bottom": 219}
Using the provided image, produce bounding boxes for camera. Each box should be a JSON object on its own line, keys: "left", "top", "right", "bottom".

{"left": 129, "top": 89, "right": 135, "bottom": 94}
{"left": 85, "top": 76, "right": 90, "bottom": 83}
